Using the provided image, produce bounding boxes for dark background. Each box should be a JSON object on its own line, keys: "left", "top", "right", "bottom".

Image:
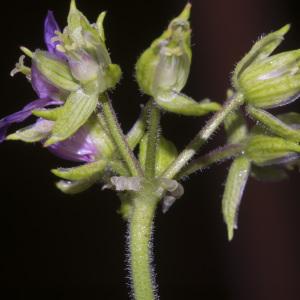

{"left": 1, "top": 0, "right": 300, "bottom": 299}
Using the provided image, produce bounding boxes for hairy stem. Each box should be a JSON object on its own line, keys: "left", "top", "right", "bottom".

{"left": 127, "top": 101, "right": 151, "bottom": 150}
{"left": 162, "top": 93, "right": 244, "bottom": 179}
{"left": 177, "top": 143, "right": 243, "bottom": 178}
{"left": 128, "top": 187, "right": 159, "bottom": 300}
{"left": 99, "top": 93, "right": 143, "bottom": 177}
{"left": 145, "top": 100, "right": 161, "bottom": 179}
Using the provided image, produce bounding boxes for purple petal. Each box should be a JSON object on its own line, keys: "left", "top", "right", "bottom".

{"left": 47, "top": 126, "right": 99, "bottom": 162}
{"left": 31, "top": 63, "right": 60, "bottom": 99}
{"left": 44, "top": 11, "right": 65, "bottom": 59}
{"left": 0, "top": 98, "right": 60, "bottom": 142}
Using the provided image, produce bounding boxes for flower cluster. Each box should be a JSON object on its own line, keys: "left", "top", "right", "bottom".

{"left": 1, "top": 1, "right": 300, "bottom": 241}
{"left": 0, "top": 1, "right": 123, "bottom": 193}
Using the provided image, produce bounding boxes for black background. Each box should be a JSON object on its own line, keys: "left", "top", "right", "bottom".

{"left": 1, "top": 0, "right": 300, "bottom": 299}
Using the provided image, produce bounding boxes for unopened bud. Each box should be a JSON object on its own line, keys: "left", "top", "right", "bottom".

{"left": 239, "top": 50, "right": 300, "bottom": 108}
{"left": 136, "top": 3, "right": 192, "bottom": 96}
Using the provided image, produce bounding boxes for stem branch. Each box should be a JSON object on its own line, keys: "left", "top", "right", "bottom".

{"left": 99, "top": 93, "right": 143, "bottom": 177}
{"left": 177, "top": 143, "right": 243, "bottom": 178}
{"left": 162, "top": 93, "right": 244, "bottom": 179}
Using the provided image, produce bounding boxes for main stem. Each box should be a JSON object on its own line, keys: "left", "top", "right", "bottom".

{"left": 99, "top": 93, "right": 143, "bottom": 177}
{"left": 129, "top": 188, "right": 159, "bottom": 300}
{"left": 162, "top": 93, "right": 244, "bottom": 179}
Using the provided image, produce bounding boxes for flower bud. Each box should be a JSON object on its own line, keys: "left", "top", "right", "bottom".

{"left": 245, "top": 134, "right": 300, "bottom": 166}
{"left": 33, "top": 50, "right": 79, "bottom": 92}
{"left": 136, "top": 3, "right": 191, "bottom": 96}
{"left": 239, "top": 50, "right": 300, "bottom": 108}
{"left": 233, "top": 24, "right": 290, "bottom": 89}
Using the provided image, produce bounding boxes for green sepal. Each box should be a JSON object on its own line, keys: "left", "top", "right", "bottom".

{"left": 80, "top": 63, "right": 122, "bottom": 95}
{"left": 33, "top": 50, "right": 79, "bottom": 91}
{"left": 233, "top": 24, "right": 290, "bottom": 89}
{"left": 103, "top": 64, "right": 122, "bottom": 90}
{"left": 155, "top": 91, "right": 220, "bottom": 116}
{"left": 32, "top": 106, "right": 64, "bottom": 121}
{"left": 6, "top": 120, "right": 53, "bottom": 143}
{"left": 67, "top": 0, "right": 91, "bottom": 45}
{"left": 65, "top": 0, "right": 111, "bottom": 66}
{"left": 52, "top": 160, "right": 107, "bottom": 181}
{"left": 56, "top": 179, "right": 96, "bottom": 194}
{"left": 45, "top": 90, "right": 98, "bottom": 146}
{"left": 224, "top": 109, "right": 248, "bottom": 144}
{"left": 247, "top": 106, "right": 300, "bottom": 142}
{"left": 139, "top": 134, "right": 178, "bottom": 176}
{"left": 245, "top": 134, "right": 300, "bottom": 166}
{"left": 239, "top": 50, "right": 300, "bottom": 108}
{"left": 251, "top": 165, "right": 288, "bottom": 182}
{"left": 96, "top": 11, "right": 107, "bottom": 42}
{"left": 222, "top": 156, "right": 251, "bottom": 241}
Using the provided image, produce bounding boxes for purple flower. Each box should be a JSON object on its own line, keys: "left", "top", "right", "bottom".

{"left": 0, "top": 12, "right": 65, "bottom": 142}
{"left": 48, "top": 126, "right": 99, "bottom": 163}
{"left": 31, "top": 63, "right": 61, "bottom": 100}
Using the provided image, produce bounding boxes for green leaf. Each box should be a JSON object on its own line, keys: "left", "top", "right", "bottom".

{"left": 233, "top": 24, "right": 290, "bottom": 89}
{"left": 6, "top": 120, "right": 53, "bottom": 142}
{"left": 52, "top": 160, "right": 107, "bottom": 180}
{"left": 45, "top": 90, "right": 98, "bottom": 146}
{"left": 247, "top": 106, "right": 300, "bottom": 142}
{"left": 139, "top": 134, "right": 178, "bottom": 176}
{"left": 155, "top": 91, "right": 221, "bottom": 116}
{"left": 222, "top": 156, "right": 251, "bottom": 241}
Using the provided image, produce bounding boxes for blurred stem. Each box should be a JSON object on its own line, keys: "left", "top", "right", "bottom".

{"left": 145, "top": 100, "right": 161, "bottom": 179}
{"left": 162, "top": 93, "right": 244, "bottom": 179}
{"left": 99, "top": 93, "right": 143, "bottom": 177}
{"left": 129, "top": 185, "right": 159, "bottom": 300}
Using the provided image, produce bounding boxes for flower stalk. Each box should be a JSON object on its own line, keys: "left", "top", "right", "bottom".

{"left": 144, "top": 100, "right": 161, "bottom": 179}
{"left": 99, "top": 93, "right": 144, "bottom": 177}
{"left": 162, "top": 93, "right": 244, "bottom": 179}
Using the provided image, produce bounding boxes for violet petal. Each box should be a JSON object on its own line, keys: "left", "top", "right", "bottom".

{"left": 47, "top": 126, "right": 99, "bottom": 162}
{"left": 0, "top": 98, "right": 59, "bottom": 142}
{"left": 31, "top": 63, "right": 59, "bottom": 99}
{"left": 44, "top": 11, "right": 65, "bottom": 59}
